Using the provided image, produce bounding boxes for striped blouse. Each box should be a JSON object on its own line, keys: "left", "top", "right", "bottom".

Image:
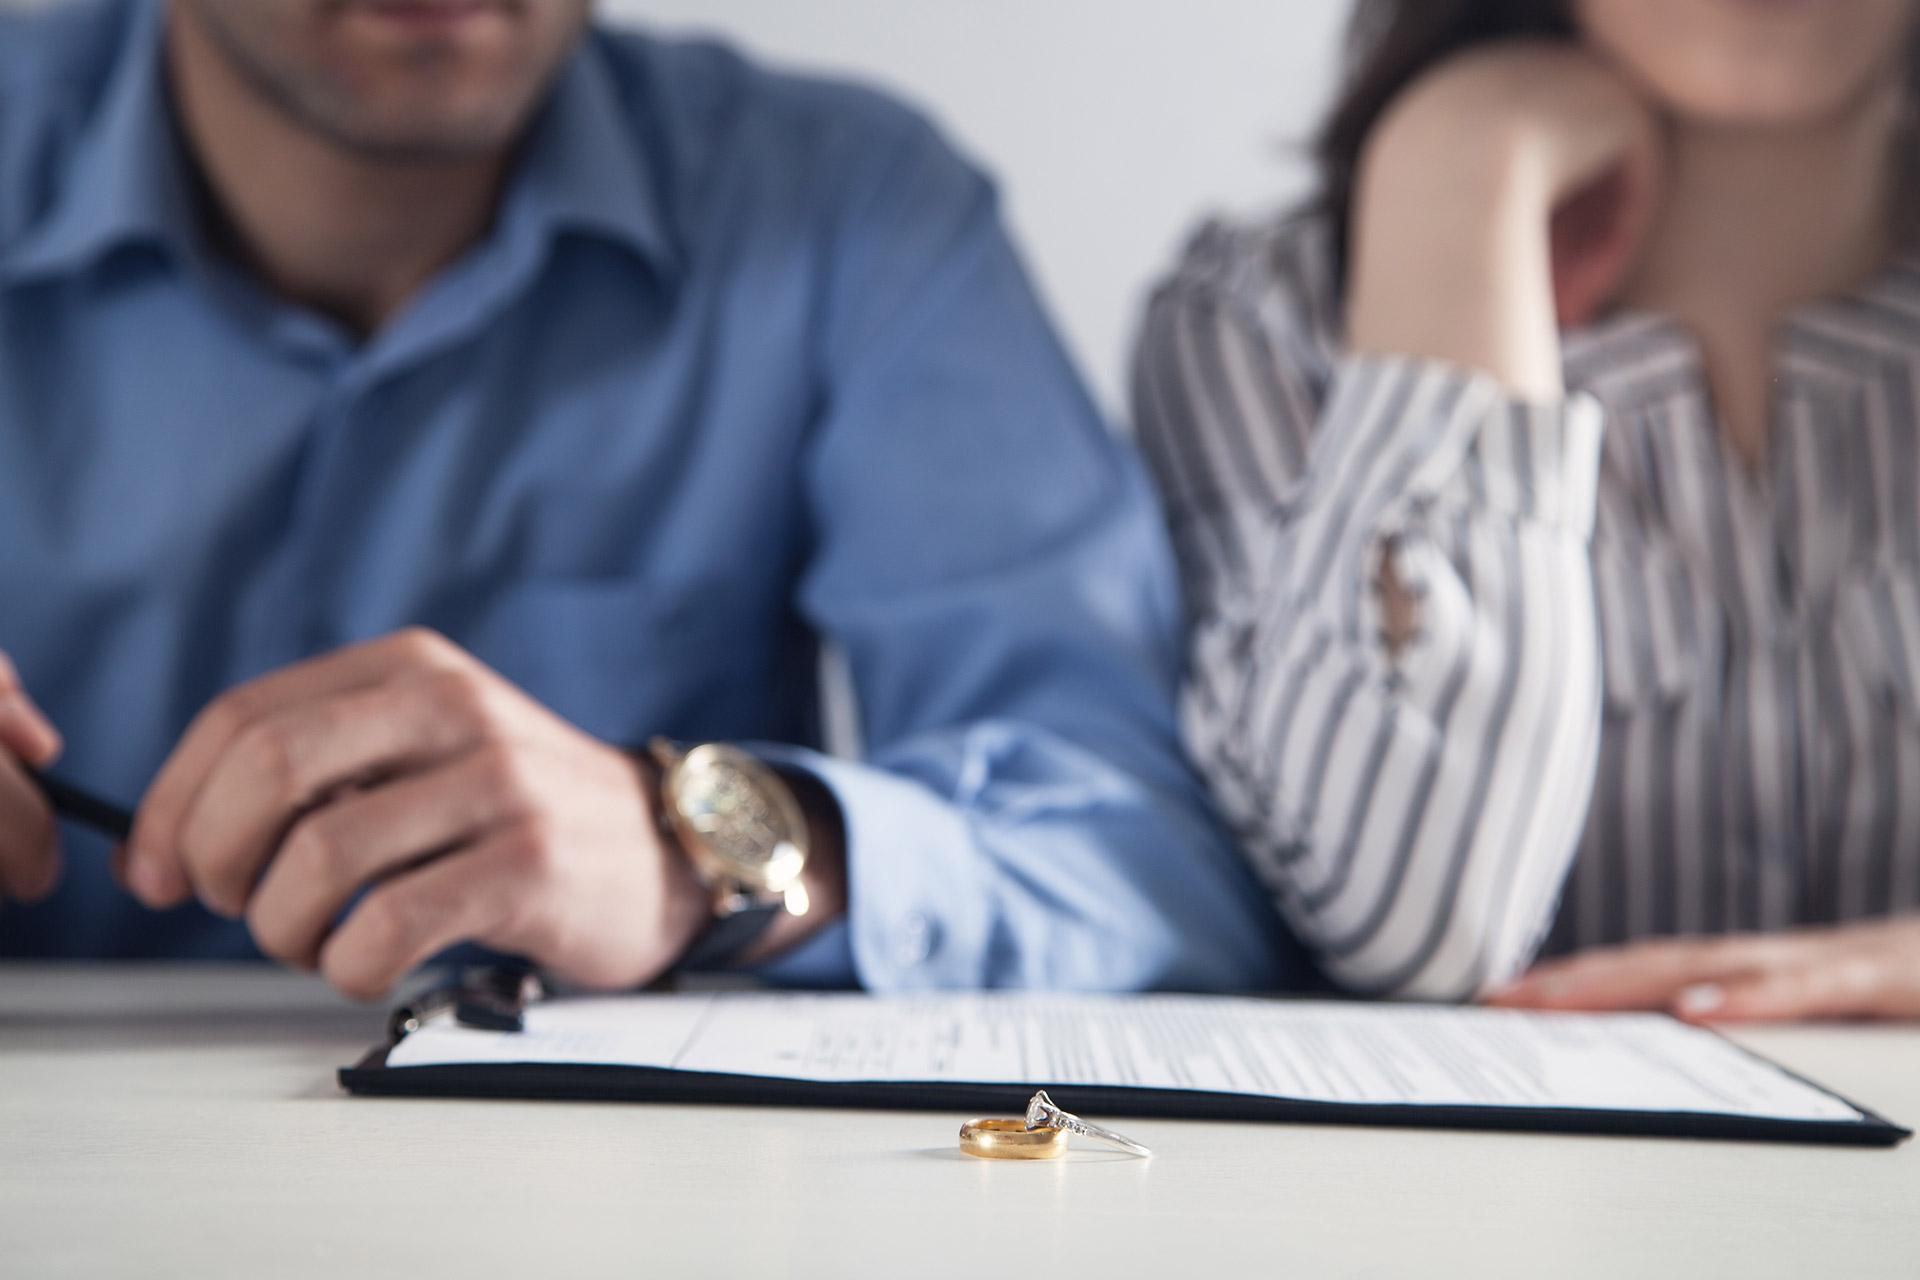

{"left": 1134, "top": 214, "right": 1920, "bottom": 1001}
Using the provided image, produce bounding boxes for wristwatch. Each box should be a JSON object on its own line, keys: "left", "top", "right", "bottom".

{"left": 648, "top": 738, "right": 812, "bottom": 969}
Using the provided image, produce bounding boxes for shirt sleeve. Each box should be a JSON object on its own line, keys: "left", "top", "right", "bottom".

{"left": 757, "top": 111, "right": 1298, "bottom": 992}
{"left": 1133, "top": 246, "right": 1606, "bottom": 1001}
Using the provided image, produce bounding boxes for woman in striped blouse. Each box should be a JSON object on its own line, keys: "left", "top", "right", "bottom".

{"left": 1138, "top": 0, "right": 1920, "bottom": 1019}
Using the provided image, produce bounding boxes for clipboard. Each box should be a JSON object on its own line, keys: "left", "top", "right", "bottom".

{"left": 338, "top": 975, "right": 1910, "bottom": 1147}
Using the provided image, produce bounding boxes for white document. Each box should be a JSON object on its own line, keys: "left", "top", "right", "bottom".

{"left": 384, "top": 992, "right": 1861, "bottom": 1123}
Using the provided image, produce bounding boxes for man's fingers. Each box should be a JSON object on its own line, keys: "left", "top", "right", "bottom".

{"left": 0, "top": 647, "right": 61, "bottom": 897}
{"left": 0, "top": 690, "right": 63, "bottom": 768}
{"left": 318, "top": 832, "right": 534, "bottom": 1001}
{"left": 137, "top": 645, "right": 489, "bottom": 915}
{"left": 128, "top": 629, "right": 464, "bottom": 897}
{"left": 178, "top": 671, "right": 492, "bottom": 916}
{"left": 0, "top": 755, "right": 60, "bottom": 903}
{"left": 245, "top": 749, "right": 525, "bottom": 968}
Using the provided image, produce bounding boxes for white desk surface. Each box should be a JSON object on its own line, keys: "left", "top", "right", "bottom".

{"left": 2, "top": 966, "right": 1916, "bottom": 1279}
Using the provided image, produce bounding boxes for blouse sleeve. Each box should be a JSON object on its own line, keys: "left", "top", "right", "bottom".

{"left": 1132, "top": 225, "right": 1607, "bottom": 1000}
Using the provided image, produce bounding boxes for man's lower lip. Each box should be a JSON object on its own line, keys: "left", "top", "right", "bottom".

{"left": 356, "top": 1, "right": 503, "bottom": 31}
{"left": 1721, "top": 0, "right": 1827, "bottom": 13}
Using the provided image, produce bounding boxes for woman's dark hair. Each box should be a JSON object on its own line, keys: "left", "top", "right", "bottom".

{"left": 1315, "top": 0, "right": 1578, "bottom": 282}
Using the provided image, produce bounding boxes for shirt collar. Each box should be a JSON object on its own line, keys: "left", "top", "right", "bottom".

{"left": 513, "top": 37, "right": 680, "bottom": 281}
{"left": 1, "top": 0, "right": 191, "bottom": 285}
{"left": 3, "top": 13, "right": 680, "bottom": 287}
{"left": 1561, "top": 251, "right": 1920, "bottom": 417}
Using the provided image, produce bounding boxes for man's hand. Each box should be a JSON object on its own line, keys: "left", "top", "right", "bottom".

{"left": 124, "top": 629, "right": 711, "bottom": 999}
{"left": 1488, "top": 918, "right": 1920, "bottom": 1023}
{"left": 0, "top": 649, "right": 63, "bottom": 907}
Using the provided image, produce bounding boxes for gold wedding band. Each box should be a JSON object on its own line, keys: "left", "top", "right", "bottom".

{"left": 959, "top": 1118, "right": 1067, "bottom": 1160}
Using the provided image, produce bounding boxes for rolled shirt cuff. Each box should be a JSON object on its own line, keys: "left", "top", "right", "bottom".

{"left": 1317, "top": 355, "right": 1605, "bottom": 536}
{"left": 744, "top": 743, "right": 990, "bottom": 990}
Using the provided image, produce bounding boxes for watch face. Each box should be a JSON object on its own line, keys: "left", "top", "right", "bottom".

{"left": 669, "top": 745, "right": 807, "bottom": 891}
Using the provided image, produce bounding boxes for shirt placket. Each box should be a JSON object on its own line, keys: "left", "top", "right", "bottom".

{"left": 263, "top": 210, "right": 556, "bottom": 656}
{"left": 1679, "top": 393, "right": 1802, "bottom": 933}
{"left": 1778, "top": 329, "right": 1892, "bottom": 926}
{"left": 1754, "top": 390, "right": 1814, "bottom": 931}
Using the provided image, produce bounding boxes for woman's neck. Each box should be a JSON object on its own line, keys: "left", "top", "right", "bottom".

{"left": 1620, "top": 85, "right": 1905, "bottom": 467}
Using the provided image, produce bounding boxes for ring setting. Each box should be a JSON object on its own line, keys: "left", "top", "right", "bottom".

{"left": 1024, "top": 1090, "right": 1154, "bottom": 1158}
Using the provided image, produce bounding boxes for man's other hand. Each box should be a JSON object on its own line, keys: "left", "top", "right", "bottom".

{"left": 0, "top": 649, "right": 64, "bottom": 907}
{"left": 125, "top": 629, "right": 709, "bottom": 999}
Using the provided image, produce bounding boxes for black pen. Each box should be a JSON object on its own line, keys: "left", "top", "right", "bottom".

{"left": 25, "top": 769, "right": 135, "bottom": 843}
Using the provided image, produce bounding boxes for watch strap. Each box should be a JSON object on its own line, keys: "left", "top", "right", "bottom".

{"left": 676, "top": 899, "right": 783, "bottom": 972}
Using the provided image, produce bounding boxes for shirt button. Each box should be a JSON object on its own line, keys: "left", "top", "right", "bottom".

{"left": 895, "top": 913, "right": 939, "bottom": 967}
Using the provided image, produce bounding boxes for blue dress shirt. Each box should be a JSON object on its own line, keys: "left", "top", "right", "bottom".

{"left": 0, "top": 0, "right": 1298, "bottom": 990}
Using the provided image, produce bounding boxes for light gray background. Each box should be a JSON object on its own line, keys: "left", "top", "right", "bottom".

{"left": 618, "top": 1, "right": 1353, "bottom": 411}
{"left": 4, "top": 0, "right": 1356, "bottom": 413}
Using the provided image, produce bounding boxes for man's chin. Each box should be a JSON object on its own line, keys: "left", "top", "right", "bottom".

{"left": 312, "top": 105, "right": 529, "bottom": 163}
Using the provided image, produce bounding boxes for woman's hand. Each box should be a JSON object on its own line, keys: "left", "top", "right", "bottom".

{"left": 1488, "top": 917, "right": 1920, "bottom": 1023}
{"left": 1347, "top": 41, "right": 1666, "bottom": 398}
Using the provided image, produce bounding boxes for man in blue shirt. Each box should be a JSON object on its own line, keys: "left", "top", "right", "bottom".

{"left": 0, "top": 0, "right": 1292, "bottom": 996}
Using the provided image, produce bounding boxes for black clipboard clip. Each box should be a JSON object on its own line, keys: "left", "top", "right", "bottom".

{"left": 387, "top": 964, "right": 545, "bottom": 1045}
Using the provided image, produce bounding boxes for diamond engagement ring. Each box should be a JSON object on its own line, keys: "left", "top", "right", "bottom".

{"left": 1023, "top": 1090, "right": 1154, "bottom": 1158}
